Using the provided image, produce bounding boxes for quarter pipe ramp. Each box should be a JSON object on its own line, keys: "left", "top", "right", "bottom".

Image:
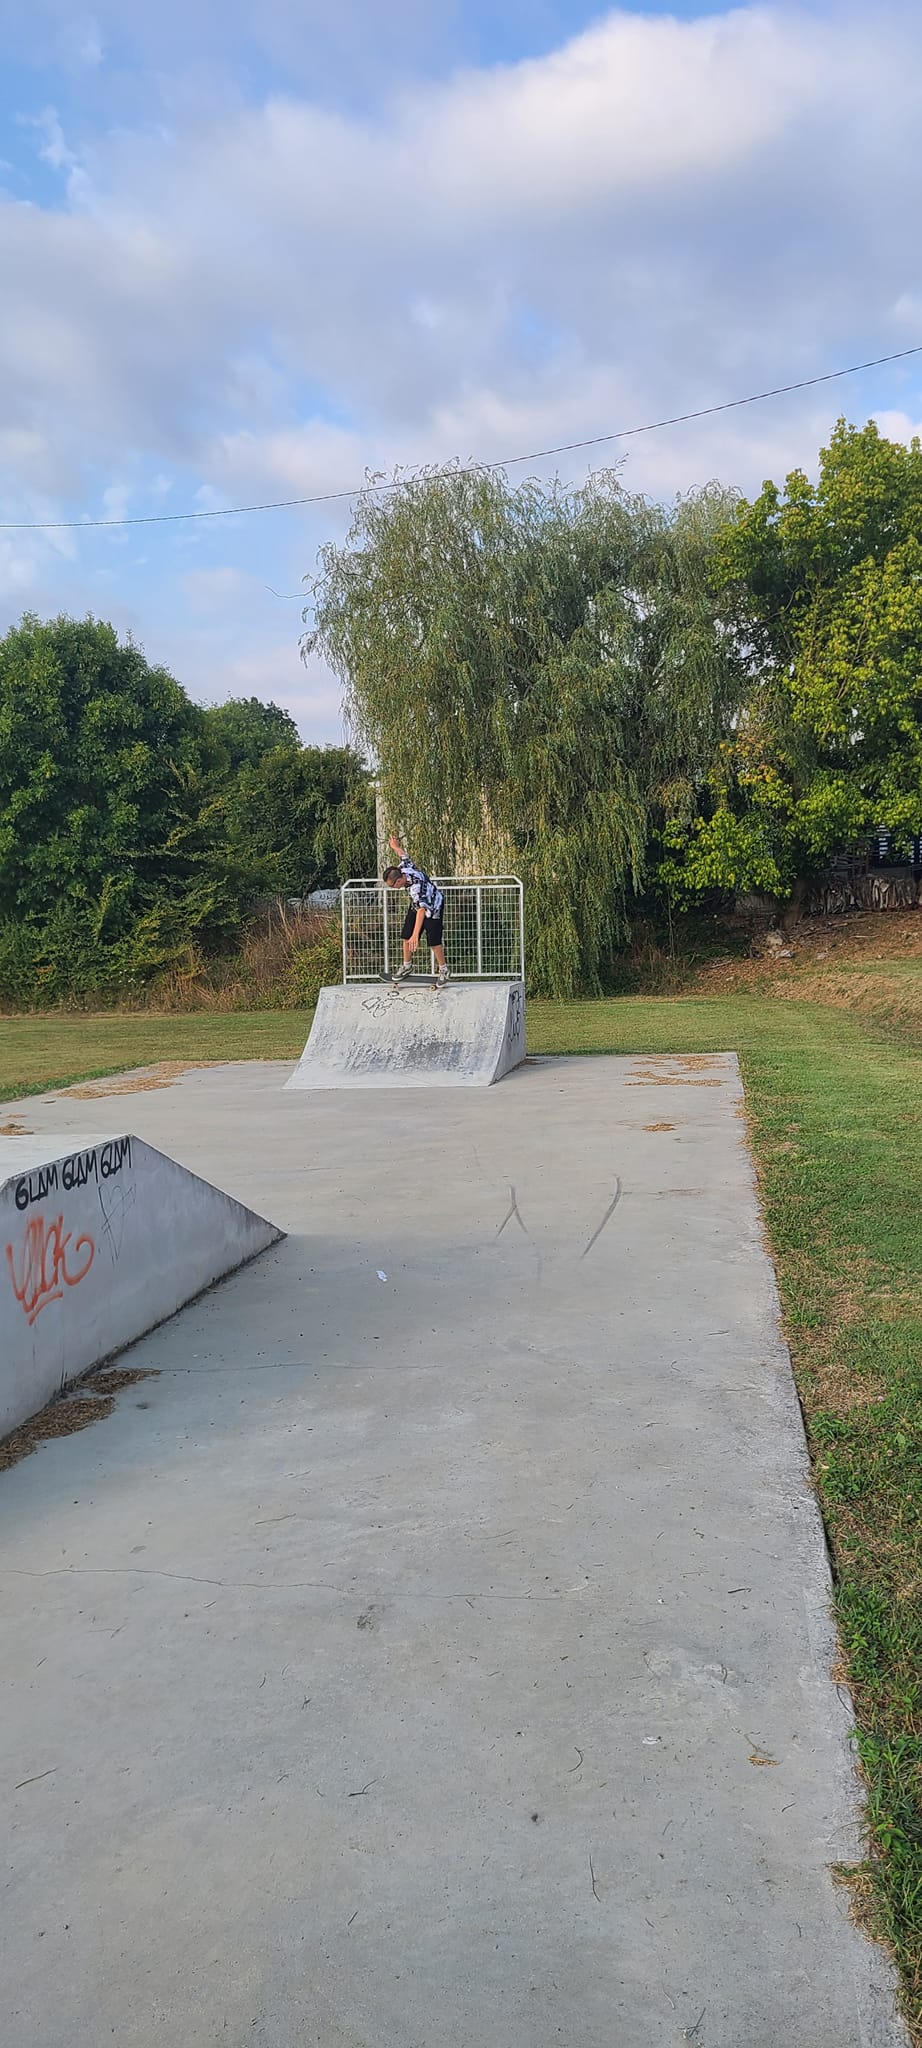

{"left": 0, "top": 1133, "right": 283, "bottom": 1438}
{"left": 285, "top": 979, "right": 526, "bottom": 1089}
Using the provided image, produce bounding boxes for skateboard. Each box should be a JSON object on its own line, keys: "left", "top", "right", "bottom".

{"left": 383, "top": 972, "right": 442, "bottom": 993}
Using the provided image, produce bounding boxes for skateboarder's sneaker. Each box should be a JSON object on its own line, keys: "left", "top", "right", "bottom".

{"left": 437, "top": 965, "right": 451, "bottom": 986}
{"left": 393, "top": 960, "right": 412, "bottom": 982}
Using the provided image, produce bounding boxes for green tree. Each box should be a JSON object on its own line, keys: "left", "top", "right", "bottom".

{"left": 306, "top": 467, "right": 742, "bottom": 993}
{"left": 670, "top": 421, "right": 922, "bottom": 904}
{"left": 0, "top": 614, "right": 376, "bottom": 1002}
{"left": 0, "top": 612, "right": 206, "bottom": 931}
{"left": 202, "top": 695, "right": 300, "bottom": 772}
{"left": 222, "top": 744, "right": 374, "bottom": 899}
{"left": 719, "top": 418, "right": 922, "bottom": 655}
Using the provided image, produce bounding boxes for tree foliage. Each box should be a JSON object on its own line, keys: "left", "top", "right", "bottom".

{"left": 222, "top": 744, "right": 375, "bottom": 899}
{"left": 0, "top": 612, "right": 207, "bottom": 928}
{"left": 202, "top": 695, "right": 300, "bottom": 772}
{"left": 307, "top": 467, "right": 743, "bottom": 993}
{"left": 668, "top": 421, "right": 922, "bottom": 901}
{"left": 0, "top": 613, "right": 373, "bottom": 1004}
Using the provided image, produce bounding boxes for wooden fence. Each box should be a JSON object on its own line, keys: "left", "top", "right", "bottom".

{"left": 808, "top": 855, "right": 922, "bottom": 916}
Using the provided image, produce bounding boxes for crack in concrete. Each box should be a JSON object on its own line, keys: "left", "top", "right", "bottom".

{"left": 0, "top": 1563, "right": 566, "bottom": 1602}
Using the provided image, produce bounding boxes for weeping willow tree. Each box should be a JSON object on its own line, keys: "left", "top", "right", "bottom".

{"left": 305, "top": 466, "right": 743, "bottom": 995}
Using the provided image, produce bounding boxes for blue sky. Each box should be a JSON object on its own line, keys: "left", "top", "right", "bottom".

{"left": 1, "top": 0, "right": 921, "bottom": 740}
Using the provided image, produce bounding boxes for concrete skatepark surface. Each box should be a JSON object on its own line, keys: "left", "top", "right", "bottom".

{"left": 0, "top": 1055, "right": 907, "bottom": 2046}
{"left": 286, "top": 977, "right": 526, "bottom": 1087}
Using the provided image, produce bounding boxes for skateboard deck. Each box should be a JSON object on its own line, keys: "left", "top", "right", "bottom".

{"left": 383, "top": 972, "right": 441, "bottom": 992}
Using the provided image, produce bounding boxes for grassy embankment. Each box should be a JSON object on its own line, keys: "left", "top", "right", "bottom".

{"left": 2, "top": 924, "right": 921, "bottom": 2034}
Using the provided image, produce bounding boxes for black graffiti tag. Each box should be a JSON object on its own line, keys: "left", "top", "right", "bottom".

{"left": 14, "top": 1137, "right": 132, "bottom": 1213}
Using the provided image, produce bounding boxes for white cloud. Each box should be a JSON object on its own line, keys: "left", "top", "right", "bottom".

{"left": 2, "top": 4, "right": 919, "bottom": 481}
{"left": 23, "top": 108, "right": 91, "bottom": 203}
{"left": 1, "top": 1, "right": 922, "bottom": 732}
{"left": 408, "top": 8, "right": 829, "bottom": 215}
{"left": 72, "top": 16, "right": 105, "bottom": 68}
{"left": 33, "top": 108, "right": 73, "bottom": 173}
{"left": 0, "top": 426, "right": 73, "bottom": 497}
{"left": 184, "top": 636, "right": 343, "bottom": 744}
{"left": 0, "top": 540, "right": 41, "bottom": 602}
{"left": 181, "top": 564, "right": 253, "bottom": 610}
{"left": 101, "top": 481, "right": 132, "bottom": 522}
{"left": 203, "top": 422, "right": 367, "bottom": 498}
{"left": 872, "top": 409, "right": 922, "bottom": 447}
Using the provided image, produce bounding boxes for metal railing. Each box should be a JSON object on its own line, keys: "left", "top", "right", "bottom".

{"left": 341, "top": 877, "right": 524, "bottom": 983}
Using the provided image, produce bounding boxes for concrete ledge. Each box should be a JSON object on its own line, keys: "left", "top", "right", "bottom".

{"left": 285, "top": 978, "right": 526, "bottom": 1088}
{"left": 0, "top": 1132, "right": 283, "bottom": 1438}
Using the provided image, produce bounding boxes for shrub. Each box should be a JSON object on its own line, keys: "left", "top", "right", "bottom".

{"left": 284, "top": 916, "right": 343, "bottom": 1009}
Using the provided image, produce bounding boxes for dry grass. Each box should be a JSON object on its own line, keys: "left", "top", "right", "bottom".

{"left": 628, "top": 1051, "right": 726, "bottom": 1088}
{"left": 63, "top": 1060, "right": 218, "bottom": 1098}
{"left": 694, "top": 910, "right": 922, "bottom": 1039}
{"left": 0, "top": 1366, "right": 159, "bottom": 1472}
{"left": 627, "top": 1072, "right": 723, "bottom": 1086}
{"left": 137, "top": 901, "right": 332, "bottom": 1012}
{"left": 669, "top": 1053, "right": 726, "bottom": 1068}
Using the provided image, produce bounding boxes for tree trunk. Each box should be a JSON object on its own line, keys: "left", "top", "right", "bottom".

{"left": 781, "top": 877, "right": 807, "bottom": 932}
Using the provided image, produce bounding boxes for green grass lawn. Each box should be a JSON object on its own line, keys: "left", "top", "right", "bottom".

{"left": 0, "top": 993, "right": 879, "bottom": 1098}
{"left": 0, "top": 1009, "right": 308, "bottom": 1100}
{"left": 2, "top": 994, "right": 921, "bottom": 2032}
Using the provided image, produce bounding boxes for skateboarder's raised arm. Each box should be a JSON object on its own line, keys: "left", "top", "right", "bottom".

{"left": 388, "top": 835, "right": 424, "bottom": 897}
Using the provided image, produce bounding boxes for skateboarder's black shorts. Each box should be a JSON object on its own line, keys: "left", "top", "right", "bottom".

{"left": 402, "top": 907, "right": 444, "bottom": 947}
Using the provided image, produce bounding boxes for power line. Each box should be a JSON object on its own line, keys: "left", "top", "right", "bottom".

{"left": 2, "top": 343, "right": 921, "bottom": 533}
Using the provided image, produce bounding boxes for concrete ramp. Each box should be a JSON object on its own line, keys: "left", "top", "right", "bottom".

{"left": 286, "top": 978, "right": 526, "bottom": 1089}
{"left": 0, "top": 1133, "right": 282, "bottom": 1438}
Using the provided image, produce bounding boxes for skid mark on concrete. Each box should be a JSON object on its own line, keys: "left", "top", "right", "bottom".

{"left": 496, "top": 1183, "right": 528, "bottom": 1240}
{"left": 580, "top": 1177, "right": 623, "bottom": 1259}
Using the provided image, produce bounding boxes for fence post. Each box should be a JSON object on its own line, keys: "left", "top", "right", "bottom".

{"left": 517, "top": 881, "right": 525, "bottom": 982}
{"left": 340, "top": 887, "right": 348, "bottom": 984}
{"left": 476, "top": 886, "right": 483, "bottom": 977}
{"left": 382, "top": 885, "right": 389, "bottom": 980}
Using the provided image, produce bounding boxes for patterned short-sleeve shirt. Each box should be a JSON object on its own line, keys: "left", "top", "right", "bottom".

{"left": 400, "top": 859, "right": 444, "bottom": 918}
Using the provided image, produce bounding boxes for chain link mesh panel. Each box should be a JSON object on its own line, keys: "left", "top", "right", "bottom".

{"left": 341, "top": 879, "right": 524, "bottom": 982}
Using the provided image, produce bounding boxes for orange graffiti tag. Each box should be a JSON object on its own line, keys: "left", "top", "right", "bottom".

{"left": 5, "top": 1213, "right": 96, "bottom": 1326}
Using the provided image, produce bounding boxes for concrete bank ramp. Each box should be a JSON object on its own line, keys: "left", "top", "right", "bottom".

{"left": 0, "top": 1133, "right": 282, "bottom": 1438}
{"left": 286, "top": 978, "right": 526, "bottom": 1089}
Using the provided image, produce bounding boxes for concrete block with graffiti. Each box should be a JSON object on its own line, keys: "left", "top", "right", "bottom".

{"left": 286, "top": 978, "right": 526, "bottom": 1089}
{"left": 0, "top": 1134, "right": 283, "bottom": 1439}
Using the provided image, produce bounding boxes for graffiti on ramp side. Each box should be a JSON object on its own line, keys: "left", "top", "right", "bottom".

{"left": 6, "top": 1214, "right": 96, "bottom": 1326}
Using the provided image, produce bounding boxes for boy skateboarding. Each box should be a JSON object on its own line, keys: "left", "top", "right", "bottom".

{"left": 383, "top": 836, "right": 451, "bottom": 985}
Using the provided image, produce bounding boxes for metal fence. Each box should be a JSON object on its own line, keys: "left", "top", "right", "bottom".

{"left": 341, "top": 877, "right": 524, "bottom": 982}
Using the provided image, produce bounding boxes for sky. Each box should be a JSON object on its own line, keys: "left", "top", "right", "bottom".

{"left": 1, "top": 0, "right": 921, "bottom": 742}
